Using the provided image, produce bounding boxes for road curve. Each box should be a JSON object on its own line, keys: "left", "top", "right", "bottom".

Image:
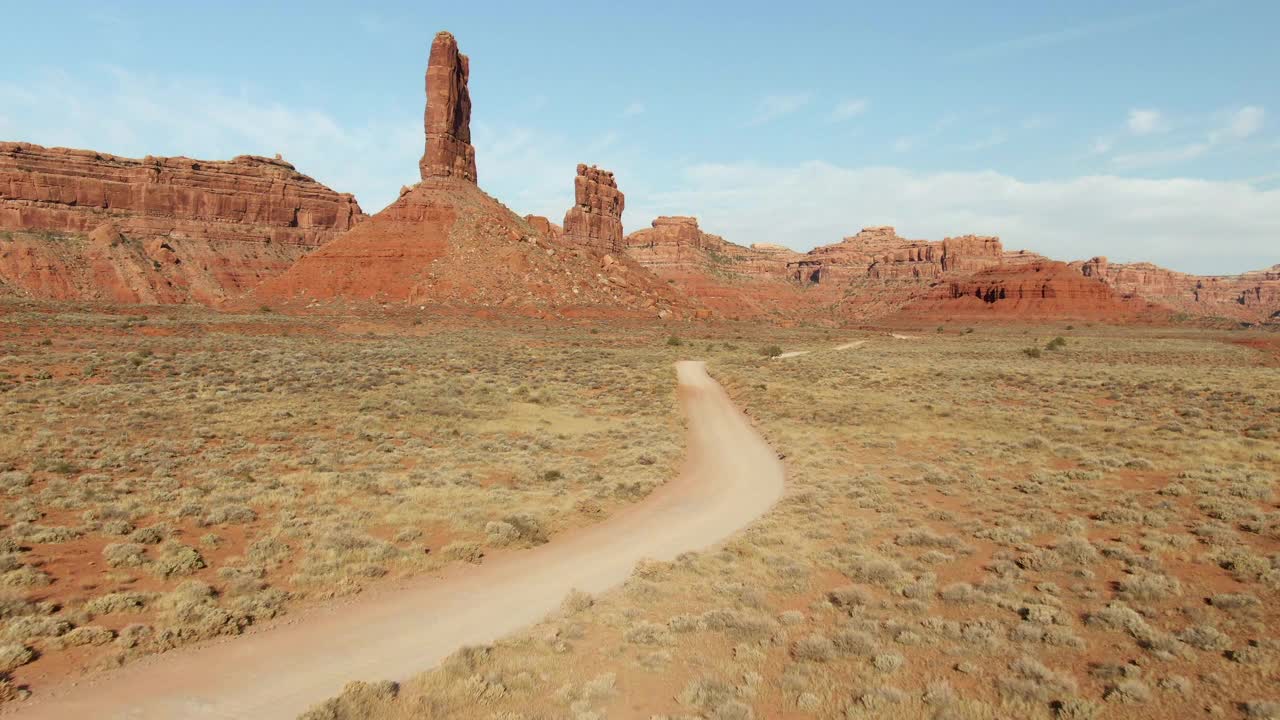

{"left": 10, "top": 361, "right": 785, "bottom": 720}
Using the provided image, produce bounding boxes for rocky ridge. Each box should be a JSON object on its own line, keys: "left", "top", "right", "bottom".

{"left": 0, "top": 142, "right": 362, "bottom": 303}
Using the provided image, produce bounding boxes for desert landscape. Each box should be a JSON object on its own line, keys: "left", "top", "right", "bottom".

{"left": 1, "top": 9, "right": 1277, "bottom": 720}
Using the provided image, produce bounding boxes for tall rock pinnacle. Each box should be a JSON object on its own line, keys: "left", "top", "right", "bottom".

{"left": 419, "top": 31, "right": 477, "bottom": 182}
{"left": 563, "top": 164, "right": 626, "bottom": 254}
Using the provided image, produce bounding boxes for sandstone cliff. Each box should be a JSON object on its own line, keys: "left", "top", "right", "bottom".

{"left": 896, "top": 261, "right": 1148, "bottom": 320}
{"left": 623, "top": 216, "right": 811, "bottom": 319}
{"left": 1073, "top": 256, "right": 1280, "bottom": 323}
{"left": 0, "top": 142, "right": 362, "bottom": 303}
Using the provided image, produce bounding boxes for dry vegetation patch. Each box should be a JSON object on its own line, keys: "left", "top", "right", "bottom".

{"left": 0, "top": 305, "right": 687, "bottom": 699}
{"left": 305, "top": 325, "right": 1279, "bottom": 719}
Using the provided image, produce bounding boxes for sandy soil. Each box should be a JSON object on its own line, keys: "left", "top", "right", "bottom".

{"left": 6, "top": 361, "right": 785, "bottom": 720}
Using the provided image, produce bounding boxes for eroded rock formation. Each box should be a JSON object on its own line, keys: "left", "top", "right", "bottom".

{"left": 898, "top": 261, "right": 1147, "bottom": 320}
{"left": 0, "top": 141, "right": 362, "bottom": 303}
{"left": 792, "top": 227, "right": 1003, "bottom": 283}
{"left": 419, "top": 31, "right": 477, "bottom": 183}
{"left": 1071, "top": 256, "right": 1280, "bottom": 322}
{"left": 256, "top": 33, "right": 691, "bottom": 319}
{"left": 563, "top": 165, "right": 625, "bottom": 254}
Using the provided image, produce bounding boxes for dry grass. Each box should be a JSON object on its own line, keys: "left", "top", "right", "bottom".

{"left": 0, "top": 304, "right": 686, "bottom": 698}
{"left": 299, "top": 323, "right": 1279, "bottom": 720}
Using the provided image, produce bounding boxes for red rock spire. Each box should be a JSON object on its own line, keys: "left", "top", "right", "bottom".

{"left": 419, "top": 31, "right": 477, "bottom": 182}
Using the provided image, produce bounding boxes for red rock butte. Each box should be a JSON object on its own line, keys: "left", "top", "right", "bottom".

{"left": 563, "top": 164, "right": 625, "bottom": 255}
{"left": 419, "top": 31, "right": 476, "bottom": 183}
{"left": 894, "top": 260, "right": 1151, "bottom": 321}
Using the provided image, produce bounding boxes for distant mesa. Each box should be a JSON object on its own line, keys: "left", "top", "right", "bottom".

{"left": 893, "top": 260, "right": 1150, "bottom": 321}
{"left": 0, "top": 141, "right": 362, "bottom": 303}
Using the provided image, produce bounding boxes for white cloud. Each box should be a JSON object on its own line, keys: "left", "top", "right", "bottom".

{"left": 631, "top": 161, "right": 1280, "bottom": 275}
{"left": 621, "top": 101, "right": 646, "bottom": 118}
{"left": 1089, "top": 137, "right": 1113, "bottom": 156}
{"left": 1127, "top": 108, "right": 1164, "bottom": 135}
{"left": 1210, "top": 105, "right": 1264, "bottom": 142}
{"left": 828, "top": 99, "right": 868, "bottom": 122}
{"left": 748, "top": 94, "right": 810, "bottom": 126}
{"left": 1112, "top": 105, "right": 1267, "bottom": 169}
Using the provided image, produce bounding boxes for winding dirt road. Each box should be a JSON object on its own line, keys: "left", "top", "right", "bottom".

{"left": 10, "top": 361, "right": 784, "bottom": 720}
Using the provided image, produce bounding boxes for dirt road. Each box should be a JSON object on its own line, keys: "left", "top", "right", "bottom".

{"left": 10, "top": 361, "right": 785, "bottom": 720}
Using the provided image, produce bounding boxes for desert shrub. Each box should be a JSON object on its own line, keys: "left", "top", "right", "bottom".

{"left": 83, "top": 591, "right": 155, "bottom": 617}
{"left": 997, "top": 655, "right": 1078, "bottom": 703}
{"left": 129, "top": 525, "right": 169, "bottom": 545}
{"left": 939, "top": 582, "right": 979, "bottom": 604}
{"left": 298, "top": 680, "right": 399, "bottom": 720}
{"left": 0, "top": 592, "right": 36, "bottom": 621}
{"left": 440, "top": 541, "right": 483, "bottom": 564}
{"left": 1023, "top": 347, "right": 1042, "bottom": 358}
{"left": 778, "top": 610, "right": 805, "bottom": 626}
{"left": 678, "top": 677, "right": 737, "bottom": 715}
{"left": 0, "top": 472, "right": 32, "bottom": 493}
{"left": 791, "top": 633, "right": 834, "bottom": 662}
{"left": 58, "top": 625, "right": 114, "bottom": 647}
{"left": 1243, "top": 701, "right": 1280, "bottom": 719}
{"left": 149, "top": 542, "right": 206, "bottom": 579}
{"left": 1178, "top": 625, "right": 1231, "bottom": 652}
{"left": 200, "top": 504, "right": 257, "bottom": 527}
{"left": 102, "top": 542, "right": 147, "bottom": 568}
{"left": 666, "top": 336, "right": 683, "bottom": 347}
{"left": 0, "top": 643, "right": 34, "bottom": 673}
{"left": 828, "top": 585, "right": 870, "bottom": 609}
{"left": 3, "top": 615, "right": 71, "bottom": 643}
{"left": 1117, "top": 572, "right": 1182, "bottom": 602}
{"left": 872, "top": 652, "right": 904, "bottom": 673}
{"left": 761, "top": 345, "right": 783, "bottom": 358}
{"left": 624, "top": 620, "right": 671, "bottom": 645}
{"left": 1210, "top": 593, "right": 1260, "bottom": 613}
{"left": 842, "top": 556, "right": 902, "bottom": 585}
{"left": 1104, "top": 679, "right": 1151, "bottom": 703}
{"left": 1046, "top": 337, "right": 1068, "bottom": 351}
{"left": 484, "top": 513, "right": 547, "bottom": 547}
{"left": 832, "top": 628, "right": 878, "bottom": 656}
{"left": 561, "top": 589, "right": 594, "bottom": 615}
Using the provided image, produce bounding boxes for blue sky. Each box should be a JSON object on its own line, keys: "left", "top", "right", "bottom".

{"left": 2, "top": 1, "right": 1277, "bottom": 273}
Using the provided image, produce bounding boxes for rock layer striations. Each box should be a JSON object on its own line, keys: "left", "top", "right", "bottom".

{"left": 0, "top": 142, "right": 362, "bottom": 303}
